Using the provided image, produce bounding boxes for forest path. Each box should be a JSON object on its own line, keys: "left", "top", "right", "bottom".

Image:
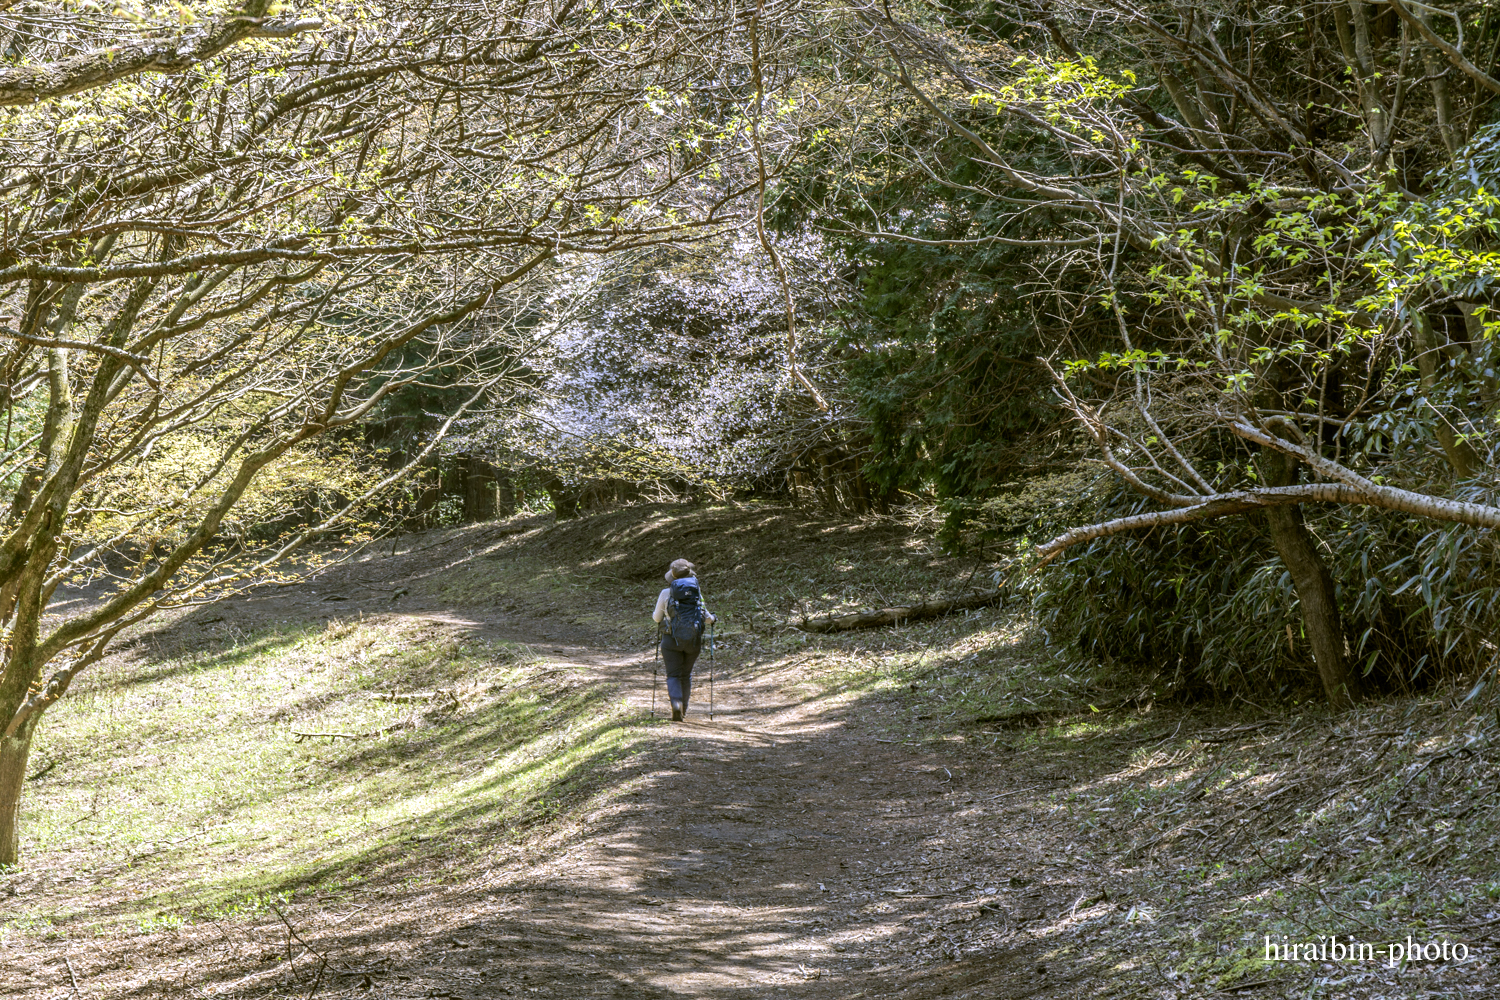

{"left": 14, "top": 515, "right": 1100, "bottom": 1000}
{"left": 304, "top": 607, "right": 1078, "bottom": 1000}
{"left": 18, "top": 514, "right": 1496, "bottom": 1000}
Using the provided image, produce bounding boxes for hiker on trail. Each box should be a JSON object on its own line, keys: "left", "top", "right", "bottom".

{"left": 653, "top": 558, "right": 714, "bottom": 722}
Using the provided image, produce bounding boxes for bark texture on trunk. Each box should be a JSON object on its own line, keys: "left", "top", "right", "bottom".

{"left": 1415, "top": 316, "right": 1480, "bottom": 479}
{"left": 1420, "top": 12, "right": 1464, "bottom": 156}
{"left": 463, "top": 455, "right": 497, "bottom": 523}
{"left": 0, "top": 725, "right": 34, "bottom": 866}
{"left": 497, "top": 473, "right": 516, "bottom": 516}
{"left": 1262, "top": 450, "right": 1358, "bottom": 708}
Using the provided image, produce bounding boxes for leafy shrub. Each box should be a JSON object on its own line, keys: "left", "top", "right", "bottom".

{"left": 984, "top": 476, "right": 1500, "bottom": 704}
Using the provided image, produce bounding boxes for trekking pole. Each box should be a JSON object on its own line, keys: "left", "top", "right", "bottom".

{"left": 652, "top": 624, "right": 661, "bottom": 719}
{"left": 708, "top": 620, "right": 715, "bottom": 720}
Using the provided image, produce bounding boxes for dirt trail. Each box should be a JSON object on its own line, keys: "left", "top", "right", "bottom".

{"left": 11, "top": 517, "right": 1108, "bottom": 1000}
{"left": 17, "top": 511, "right": 1498, "bottom": 999}
{"left": 285, "top": 610, "right": 1082, "bottom": 1000}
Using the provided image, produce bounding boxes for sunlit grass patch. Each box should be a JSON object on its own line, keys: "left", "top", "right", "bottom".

{"left": 414, "top": 506, "right": 1057, "bottom": 735}
{"left": 2, "top": 911, "right": 55, "bottom": 935}
{"left": 20, "top": 613, "right": 647, "bottom": 931}
{"left": 778, "top": 607, "right": 1114, "bottom": 744}
{"left": 1030, "top": 695, "right": 1500, "bottom": 991}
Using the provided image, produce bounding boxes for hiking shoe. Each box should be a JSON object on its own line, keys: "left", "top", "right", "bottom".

{"left": 671, "top": 702, "right": 684, "bottom": 722}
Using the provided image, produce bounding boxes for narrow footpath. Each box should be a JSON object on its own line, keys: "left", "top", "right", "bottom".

{"left": 288, "top": 623, "right": 1104, "bottom": 1000}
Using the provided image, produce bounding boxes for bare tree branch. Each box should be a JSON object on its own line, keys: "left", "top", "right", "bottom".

{"left": 1387, "top": 0, "right": 1500, "bottom": 96}
{"left": 0, "top": 2, "right": 323, "bottom": 107}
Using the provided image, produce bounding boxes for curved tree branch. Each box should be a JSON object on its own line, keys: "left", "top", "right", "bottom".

{"left": 1036, "top": 483, "right": 1367, "bottom": 564}
{"left": 0, "top": 327, "right": 158, "bottom": 389}
{"left": 1039, "top": 428, "right": 1500, "bottom": 565}
{"left": 0, "top": 4, "right": 324, "bottom": 107}
{"left": 1387, "top": 0, "right": 1500, "bottom": 96}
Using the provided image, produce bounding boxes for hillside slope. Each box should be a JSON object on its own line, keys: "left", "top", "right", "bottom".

{"left": 4, "top": 502, "right": 1497, "bottom": 999}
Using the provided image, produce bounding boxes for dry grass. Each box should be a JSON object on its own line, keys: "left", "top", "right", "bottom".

{"left": 5, "top": 613, "right": 648, "bottom": 945}
{"left": 438, "top": 503, "right": 1500, "bottom": 994}
{"left": 4, "top": 501, "right": 1498, "bottom": 999}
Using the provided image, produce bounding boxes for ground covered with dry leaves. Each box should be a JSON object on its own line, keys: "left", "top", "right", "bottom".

{"left": 4, "top": 503, "right": 1499, "bottom": 999}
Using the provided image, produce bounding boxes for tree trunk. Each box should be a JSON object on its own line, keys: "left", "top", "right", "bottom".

{"left": 545, "top": 476, "right": 579, "bottom": 520}
{"left": 0, "top": 724, "right": 34, "bottom": 866}
{"left": 1421, "top": 12, "right": 1464, "bottom": 156}
{"left": 795, "top": 590, "right": 1003, "bottom": 633}
{"left": 463, "top": 455, "right": 497, "bottom": 522}
{"left": 1415, "top": 315, "right": 1481, "bottom": 479}
{"left": 1341, "top": 0, "right": 1389, "bottom": 156}
{"left": 497, "top": 473, "right": 516, "bottom": 516}
{"left": 1262, "top": 450, "right": 1358, "bottom": 708}
{"left": 413, "top": 483, "right": 440, "bottom": 518}
{"left": 816, "top": 455, "right": 836, "bottom": 511}
{"left": 441, "top": 457, "right": 465, "bottom": 508}
{"left": 1156, "top": 64, "right": 1210, "bottom": 134}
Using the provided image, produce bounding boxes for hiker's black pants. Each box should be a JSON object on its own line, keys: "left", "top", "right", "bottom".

{"left": 661, "top": 638, "right": 700, "bottom": 709}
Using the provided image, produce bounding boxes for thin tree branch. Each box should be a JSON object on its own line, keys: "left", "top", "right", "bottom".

{"left": 0, "top": 6, "right": 324, "bottom": 107}
{"left": 0, "top": 327, "right": 159, "bottom": 389}
{"left": 1387, "top": 0, "right": 1500, "bottom": 95}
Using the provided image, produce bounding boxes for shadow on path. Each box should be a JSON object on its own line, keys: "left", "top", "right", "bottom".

{"left": 117, "top": 613, "right": 1096, "bottom": 1000}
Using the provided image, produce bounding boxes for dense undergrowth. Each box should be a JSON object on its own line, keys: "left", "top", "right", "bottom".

{"left": 951, "top": 472, "right": 1500, "bottom": 710}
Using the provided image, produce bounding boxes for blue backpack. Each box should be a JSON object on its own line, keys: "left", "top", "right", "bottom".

{"left": 666, "top": 576, "right": 707, "bottom": 649}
